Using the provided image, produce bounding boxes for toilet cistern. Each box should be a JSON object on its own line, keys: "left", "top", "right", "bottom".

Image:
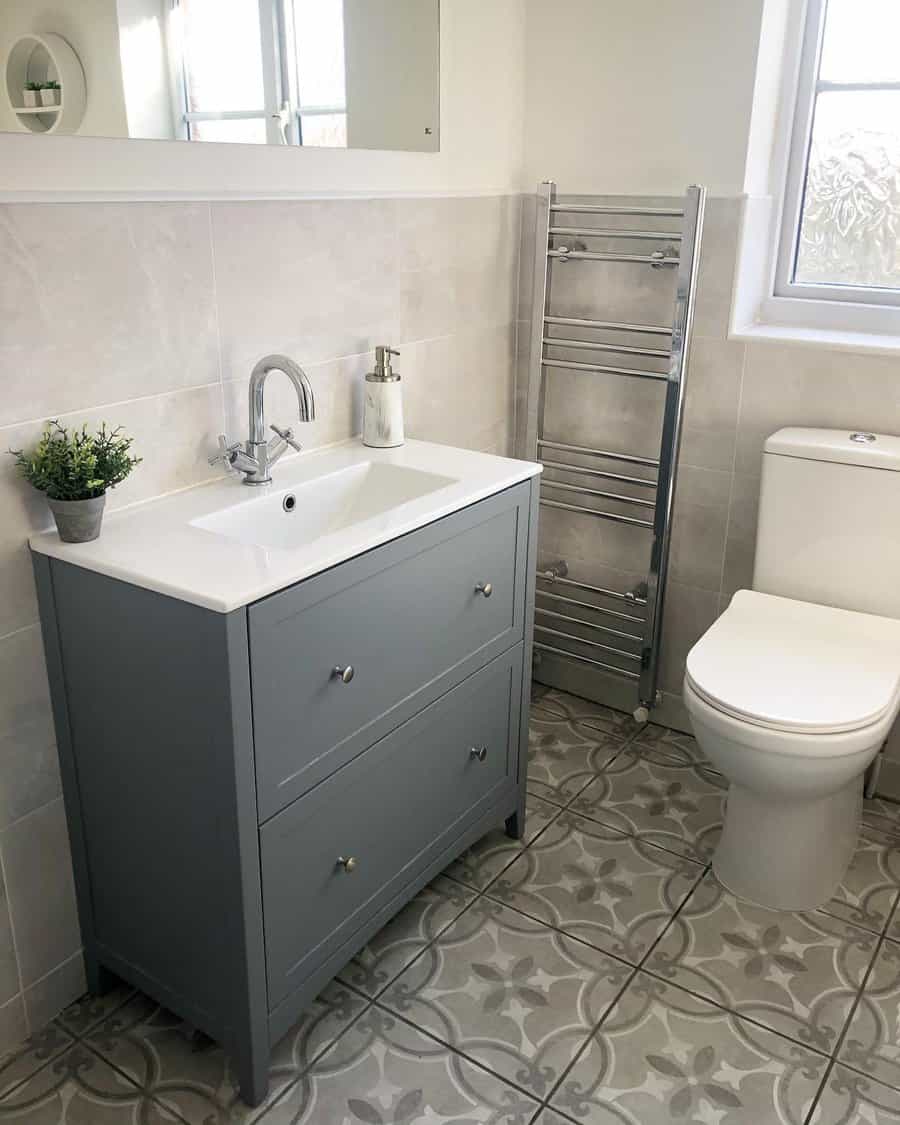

{"left": 210, "top": 354, "right": 316, "bottom": 485}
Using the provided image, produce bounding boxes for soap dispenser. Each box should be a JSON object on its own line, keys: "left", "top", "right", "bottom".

{"left": 363, "top": 345, "right": 405, "bottom": 448}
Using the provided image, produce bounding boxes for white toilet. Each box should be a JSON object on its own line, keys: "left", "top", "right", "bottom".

{"left": 684, "top": 427, "right": 900, "bottom": 911}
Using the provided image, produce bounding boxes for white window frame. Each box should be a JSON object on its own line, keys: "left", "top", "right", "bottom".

{"left": 774, "top": 0, "right": 900, "bottom": 310}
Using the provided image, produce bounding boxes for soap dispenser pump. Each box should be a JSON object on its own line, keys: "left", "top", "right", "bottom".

{"left": 363, "top": 345, "right": 405, "bottom": 448}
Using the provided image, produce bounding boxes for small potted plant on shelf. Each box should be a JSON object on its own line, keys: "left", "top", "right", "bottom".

{"left": 22, "top": 82, "right": 41, "bottom": 108}
{"left": 40, "top": 80, "right": 61, "bottom": 107}
{"left": 10, "top": 421, "right": 141, "bottom": 543}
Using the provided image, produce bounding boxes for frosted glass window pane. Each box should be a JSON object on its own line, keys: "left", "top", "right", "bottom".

{"left": 191, "top": 118, "right": 268, "bottom": 145}
{"left": 795, "top": 90, "right": 900, "bottom": 289}
{"left": 182, "top": 0, "right": 265, "bottom": 114}
{"left": 819, "top": 0, "right": 900, "bottom": 83}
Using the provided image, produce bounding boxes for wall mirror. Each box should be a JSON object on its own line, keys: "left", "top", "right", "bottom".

{"left": 1, "top": 0, "right": 440, "bottom": 151}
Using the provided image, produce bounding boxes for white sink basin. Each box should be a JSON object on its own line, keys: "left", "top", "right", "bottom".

{"left": 191, "top": 461, "right": 457, "bottom": 551}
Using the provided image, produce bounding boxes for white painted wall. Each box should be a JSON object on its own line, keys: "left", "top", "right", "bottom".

{"left": 0, "top": 0, "right": 129, "bottom": 138}
{"left": 522, "top": 0, "right": 766, "bottom": 196}
{"left": 0, "top": 0, "right": 526, "bottom": 197}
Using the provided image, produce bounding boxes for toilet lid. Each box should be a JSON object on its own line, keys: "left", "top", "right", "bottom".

{"left": 685, "top": 590, "right": 900, "bottom": 734}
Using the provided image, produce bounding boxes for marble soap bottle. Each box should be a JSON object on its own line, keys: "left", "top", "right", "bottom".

{"left": 363, "top": 345, "right": 405, "bottom": 448}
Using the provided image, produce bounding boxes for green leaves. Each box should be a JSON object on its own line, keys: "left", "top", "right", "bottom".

{"left": 10, "top": 420, "right": 141, "bottom": 501}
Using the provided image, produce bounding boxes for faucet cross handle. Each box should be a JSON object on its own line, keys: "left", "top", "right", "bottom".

{"left": 270, "top": 424, "right": 302, "bottom": 453}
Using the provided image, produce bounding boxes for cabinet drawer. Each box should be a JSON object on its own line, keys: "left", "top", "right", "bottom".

{"left": 249, "top": 483, "right": 530, "bottom": 821}
{"left": 260, "top": 644, "right": 523, "bottom": 1009}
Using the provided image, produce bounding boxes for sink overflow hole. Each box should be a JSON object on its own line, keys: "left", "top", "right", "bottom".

{"left": 282, "top": 494, "right": 297, "bottom": 513}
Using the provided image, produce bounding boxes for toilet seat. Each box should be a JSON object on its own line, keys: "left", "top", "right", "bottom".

{"left": 686, "top": 590, "right": 900, "bottom": 736}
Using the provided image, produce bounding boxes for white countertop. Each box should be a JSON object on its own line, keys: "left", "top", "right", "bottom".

{"left": 30, "top": 439, "right": 541, "bottom": 613}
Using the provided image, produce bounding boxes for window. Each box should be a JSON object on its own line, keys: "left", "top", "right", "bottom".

{"left": 777, "top": 0, "right": 900, "bottom": 306}
{"left": 169, "top": 0, "right": 347, "bottom": 147}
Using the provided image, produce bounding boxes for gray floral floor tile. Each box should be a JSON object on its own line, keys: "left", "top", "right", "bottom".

{"left": 819, "top": 824, "right": 900, "bottom": 937}
{"left": 569, "top": 742, "right": 727, "bottom": 861}
{"left": 628, "top": 722, "right": 712, "bottom": 765}
{"left": 56, "top": 985, "right": 136, "bottom": 1039}
{"left": 0, "top": 1025, "right": 74, "bottom": 1102}
{"left": 527, "top": 716, "right": 624, "bottom": 808}
{"left": 485, "top": 809, "right": 709, "bottom": 965}
{"left": 530, "top": 689, "right": 638, "bottom": 742}
{"left": 812, "top": 1064, "right": 900, "bottom": 1124}
{"left": 531, "top": 1110, "right": 576, "bottom": 1125}
{"left": 380, "top": 897, "right": 634, "bottom": 1100}
{"left": 258, "top": 1004, "right": 540, "bottom": 1124}
{"left": 0, "top": 1043, "right": 180, "bottom": 1123}
{"left": 444, "top": 795, "right": 560, "bottom": 892}
{"left": 646, "top": 871, "right": 879, "bottom": 1054}
{"left": 86, "top": 981, "right": 367, "bottom": 1123}
{"left": 864, "top": 798, "right": 900, "bottom": 841}
{"left": 550, "top": 972, "right": 827, "bottom": 1125}
{"left": 338, "top": 876, "right": 476, "bottom": 998}
{"left": 839, "top": 937, "right": 900, "bottom": 1092}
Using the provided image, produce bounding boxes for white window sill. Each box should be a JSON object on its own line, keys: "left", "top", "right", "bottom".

{"left": 730, "top": 319, "right": 900, "bottom": 358}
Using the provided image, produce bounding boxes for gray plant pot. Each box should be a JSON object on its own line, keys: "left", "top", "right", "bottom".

{"left": 47, "top": 494, "right": 106, "bottom": 544}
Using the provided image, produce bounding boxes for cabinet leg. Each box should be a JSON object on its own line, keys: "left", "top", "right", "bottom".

{"left": 505, "top": 811, "right": 524, "bottom": 840}
{"left": 236, "top": 1044, "right": 270, "bottom": 1109}
{"left": 85, "top": 955, "right": 117, "bottom": 997}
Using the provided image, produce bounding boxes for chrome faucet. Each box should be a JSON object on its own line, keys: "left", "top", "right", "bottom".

{"left": 210, "top": 354, "right": 316, "bottom": 485}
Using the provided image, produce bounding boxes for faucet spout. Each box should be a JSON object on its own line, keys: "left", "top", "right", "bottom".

{"left": 248, "top": 354, "right": 316, "bottom": 447}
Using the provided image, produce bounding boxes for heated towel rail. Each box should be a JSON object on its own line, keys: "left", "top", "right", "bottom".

{"left": 523, "top": 181, "right": 706, "bottom": 721}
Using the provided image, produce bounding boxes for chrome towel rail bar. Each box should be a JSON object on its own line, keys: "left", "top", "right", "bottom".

{"left": 534, "top": 624, "right": 641, "bottom": 664}
{"left": 549, "top": 227, "right": 684, "bottom": 241}
{"left": 550, "top": 203, "right": 685, "bottom": 217}
{"left": 544, "top": 315, "right": 672, "bottom": 336}
{"left": 543, "top": 336, "right": 671, "bottom": 359}
{"left": 537, "top": 438, "right": 660, "bottom": 468}
{"left": 534, "top": 598, "right": 643, "bottom": 644}
{"left": 534, "top": 642, "right": 641, "bottom": 681}
{"left": 542, "top": 479, "right": 656, "bottom": 509}
{"left": 542, "top": 358, "right": 669, "bottom": 381}
{"left": 548, "top": 248, "right": 680, "bottom": 267}
{"left": 536, "top": 570, "right": 647, "bottom": 612}
{"left": 538, "top": 459, "right": 657, "bottom": 489}
{"left": 539, "top": 497, "right": 655, "bottom": 529}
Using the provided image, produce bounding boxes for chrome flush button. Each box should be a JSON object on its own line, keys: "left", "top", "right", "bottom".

{"left": 850, "top": 432, "right": 876, "bottom": 443}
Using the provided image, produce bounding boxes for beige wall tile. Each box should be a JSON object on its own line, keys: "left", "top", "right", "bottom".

{"left": 0, "top": 204, "right": 220, "bottom": 428}
{"left": 692, "top": 196, "right": 741, "bottom": 339}
{"left": 681, "top": 336, "right": 745, "bottom": 471}
{"left": 0, "top": 996, "right": 26, "bottom": 1061}
{"left": 23, "top": 953, "right": 84, "bottom": 1035}
{"left": 1, "top": 798, "right": 80, "bottom": 989}
{"left": 658, "top": 581, "right": 721, "bottom": 695}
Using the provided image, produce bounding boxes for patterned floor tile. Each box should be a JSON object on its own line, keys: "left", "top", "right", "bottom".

{"left": 864, "top": 797, "right": 900, "bottom": 841}
{"left": 0, "top": 1043, "right": 180, "bottom": 1123}
{"left": 338, "top": 876, "right": 476, "bottom": 998}
{"left": 56, "top": 985, "right": 136, "bottom": 1039}
{"left": 485, "top": 809, "right": 709, "bottom": 965}
{"left": 812, "top": 1064, "right": 900, "bottom": 1124}
{"left": 646, "top": 871, "right": 879, "bottom": 1054}
{"left": 628, "top": 722, "right": 711, "bottom": 765}
{"left": 530, "top": 689, "right": 638, "bottom": 742}
{"left": 839, "top": 937, "right": 900, "bottom": 1091}
{"left": 380, "top": 897, "right": 634, "bottom": 1100}
{"left": 570, "top": 742, "right": 727, "bottom": 861}
{"left": 0, "top": 1025, "right": 73, "bottom": 1102}
{"left": 819, "top": 824, "right": 900, "bottom": 937}
{"left": 258, "top": 1004, "right": 540, "bottom": 1124}
{"left": 86, "top": 981, "right": 367, "bottom": 1123}
{"left": 549, "top": 972, "right": 827, "bottom": 1125}
{"left": 527, "top": 716, "right": 624, "bottom": 808}
{"left": 531, "top": 1110, "right": 575, "bottom": 1125}
{"left": 443, "top": 795, "right": 560, "bottom": 892}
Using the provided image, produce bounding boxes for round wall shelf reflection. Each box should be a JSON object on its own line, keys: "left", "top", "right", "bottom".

{"left": 4, "top": 33, "right": 86, "bottom": 135}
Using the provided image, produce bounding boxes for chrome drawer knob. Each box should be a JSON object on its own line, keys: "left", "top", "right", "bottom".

{"left": 332, "top": 665, "right": 355, "bottom": 684}
{"left": 470, "top": 745, "right": 488, "bottom": 762}
{"left": 475, "top": 582, "right": 493, "bottom": 598}
{"left": 337, "top": 855, "right": 358, "bottom": 873}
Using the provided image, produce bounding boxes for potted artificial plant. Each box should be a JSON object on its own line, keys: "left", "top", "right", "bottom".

{"left": 40, "top": 81, "right": 61, "bottom": 107}
{"left": 11, "top": 420, "right": 141, "bottom": 543}
{"left": 22, "top": 82, "right": 41, "bottom": 108}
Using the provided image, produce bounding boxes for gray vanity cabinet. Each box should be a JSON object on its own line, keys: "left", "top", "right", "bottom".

{"left": 32, "top": 478, "right": 538, "bottom": 1106}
